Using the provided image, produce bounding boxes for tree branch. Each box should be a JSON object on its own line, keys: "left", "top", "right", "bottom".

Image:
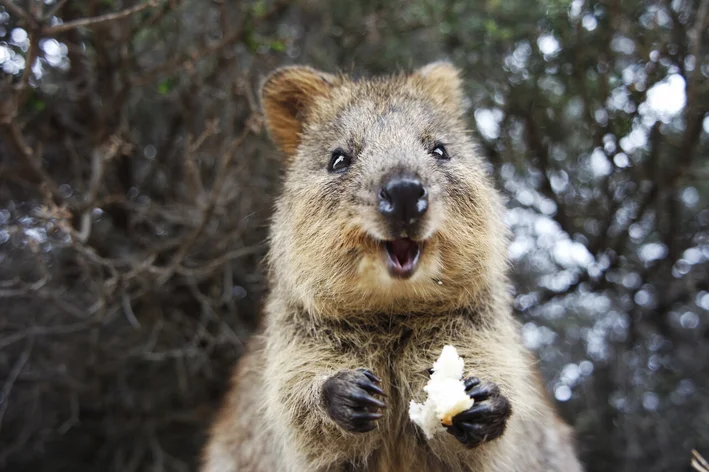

{"left": 0, "top": 337, "right": 34, "bottom": 434}
{"left": 156, "top": 114, "right": 262, "bottom": 284}
{"left": 131, "top": 0, "right": 290, "bottom": 86}
{"left": 42, "top": 0, "right": 158, "bottom": 35}
{"left": 521, "top": 109, "right": 574, "bottom": 235}
{"left": 0, "top": 121, "right": 63, "bottom": 203}
{"left": 0, "top": 0, "right": 31, "bottom": 22}
{"left": 43, "top": 0, "right": 72, "bottom": 20}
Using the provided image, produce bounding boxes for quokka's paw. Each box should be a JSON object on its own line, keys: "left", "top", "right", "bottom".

{"left": 446, "top": 377, "right": 512, "bottom": 448}
{"left": 321, "top": 368, "right": 387, "bottom": 433}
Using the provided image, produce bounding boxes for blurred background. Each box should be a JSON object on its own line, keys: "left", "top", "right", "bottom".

{"left": 0, "top": 0, "right": 707, "bottom": 471}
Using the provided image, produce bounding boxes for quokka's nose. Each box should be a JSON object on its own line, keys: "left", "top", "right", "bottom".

{"left": 378, "top": 176, "right": 428, "bottom": 227}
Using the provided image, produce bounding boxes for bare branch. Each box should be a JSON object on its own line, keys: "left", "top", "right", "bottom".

{"left": 132, "top": 0, "right": 290, "bottom": 85}
{"left": 0, "top": 337, "right": 34, "bottom": 434}
{"left": 43, "top": 0, "right": 72, "bottom": 20}
{"left": 76, "top": 136, "right": 123, "bottom": 243}
{"left": 173, "top": 245, "right": 265, "bottom": 278}
{"left": 692, "top": 449, "right": 709, "bottom": 472}
{"left": 0, "top": 0, "right": 31, "bottom": 22}
{"left": 132, "top": 0, "right": 183, "bottom": 31}
{"left": 122, "top": 292, "right": 141, "bottom": 329}
{"left": 0, "top": 121, "right": 63, "bottom": 203}
{"left": 156, "top": 116, "right": 261, "bottom": 284}
{"left": 0, "top": 314, "right": 105, "bottom": 350}
{"left": 42, "top": 0, "right": 159, "bottom": 35}
{"left": 521, "top": 109, "right": 574, "bottom": 235}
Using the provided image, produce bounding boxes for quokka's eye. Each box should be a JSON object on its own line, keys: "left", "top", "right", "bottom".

{"left": 329, "top": 149, "right": 352, "bottom": 172}
{"left": 431, "top": 143, "right": 450, "bottom": 160}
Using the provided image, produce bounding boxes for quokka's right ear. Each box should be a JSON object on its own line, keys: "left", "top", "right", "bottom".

{"left": 260, "top": 65, "right": 339, "bottom": 157}
{"left": 411, "top": 60, "right": 465, "bottom": 111}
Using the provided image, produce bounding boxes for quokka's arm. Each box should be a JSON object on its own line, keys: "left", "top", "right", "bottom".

{"left": 414, "top": 322, "right": 571, "bottom": 470}
{"left": 261, "top": 324, "right": 387, "bottom": 469}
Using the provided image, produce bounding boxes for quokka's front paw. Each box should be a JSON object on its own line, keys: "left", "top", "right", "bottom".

{"left": 446, "top": 377, "right": 512, "bottom": 448}
{"left": 321, "top": 368, "right": 387, "bottom": 433}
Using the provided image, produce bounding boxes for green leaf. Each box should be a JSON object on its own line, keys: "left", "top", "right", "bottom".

{"left": 157, "top": 77, "right": 175, "bottom": 95}
{"left": 23, "top": 90, "right": 46, "bottom": 113}
{"left": 485, "top": 19, "right": 498, "bottom": 34}
{"left": 251, "top": 0, "right": 267, "bottom": 18}
{"left": 244, "top": 27, "right": 259, "bottom": 53}
{"left": 269, "top": 40, "right": 286, "bottom": 52}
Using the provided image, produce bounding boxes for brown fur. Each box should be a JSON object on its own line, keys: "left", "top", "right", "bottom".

{"left": 200, "top": 61, "right": 584, "bottom": 472}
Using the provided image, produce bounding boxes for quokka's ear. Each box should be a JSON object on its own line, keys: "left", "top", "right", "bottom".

{"left": 260, "top": 65, "right": 339, "bottom": 157}
{"left": 411, "top": 60, "right": 465, "bottom": 109}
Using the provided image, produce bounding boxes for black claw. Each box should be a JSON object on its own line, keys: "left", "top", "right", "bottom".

{"left": 446, "top": 379, "right": 511, "bottom": 449}
{"left": 354, "top": 422, "right": 377, "bottom": 433}
{"left": 357, "top": 380, "right": 386, "bottom": 397}
{"left": 445, "top": 423, "right": 461, "bottom": 436}
{"left": 350, "top": 392, "right": 386, "bottom": 409}
{"left": 463, "top": 376, "right": 481, "bottom": 391}
{"left": 360, "top": 369, "right": 382, "bottom": 384}
{"left": 467, "top": 382, "right": 500, "bottom": 402}
{"left": 453, "top": 403, "right": 491, "bottom": 422}
{"left": 322, "top": 369, "right": 387, "bottom": 434}
{"left": 459, "top": 422, "right": 485, "bottom": 435}
{"left": 351, "top": 412, "right": 383, "bottom": 421}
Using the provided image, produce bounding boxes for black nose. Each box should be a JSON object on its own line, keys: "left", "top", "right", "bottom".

{"left": 378, "top": 176, "right": 428, "bottom": 227}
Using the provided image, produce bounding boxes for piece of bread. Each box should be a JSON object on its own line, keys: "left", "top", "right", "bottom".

{"left": 409, "top": 345, "right": 474, "bottom": 439}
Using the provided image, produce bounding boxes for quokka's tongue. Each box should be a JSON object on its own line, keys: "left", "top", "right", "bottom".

{"left": 391, "top": 238, "right": 417, "bottom": 267}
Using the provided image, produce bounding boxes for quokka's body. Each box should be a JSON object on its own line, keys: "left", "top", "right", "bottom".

{"left": 200, "top": 62, "right": 584, "bottom": 472}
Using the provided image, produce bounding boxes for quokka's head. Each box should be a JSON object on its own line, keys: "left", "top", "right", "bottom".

{"left": 261, "top": 61, "right": 509, "bottom": 317}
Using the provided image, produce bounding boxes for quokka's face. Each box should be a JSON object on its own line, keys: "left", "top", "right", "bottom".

{"left": 262, "top": 62, "right": 507, "bottom": 315}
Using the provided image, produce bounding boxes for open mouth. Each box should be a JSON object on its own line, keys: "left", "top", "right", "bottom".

{"left": 383, "top": 238, "right": 422, "bottom": 279}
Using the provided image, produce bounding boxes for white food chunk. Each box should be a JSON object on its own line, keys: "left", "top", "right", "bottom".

{"left": 431, "top": 345, "right": 465, "bottom": 379}
{"left": 408, "top": 399, "right": 445, "bottom": 439}
{"left": 408, "top": 345, "right": 473, "bottom": 439}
